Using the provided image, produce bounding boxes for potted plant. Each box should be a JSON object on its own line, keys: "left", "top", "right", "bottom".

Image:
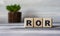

{"left": 6, "top": 4, "right": 22, "bottom": 23}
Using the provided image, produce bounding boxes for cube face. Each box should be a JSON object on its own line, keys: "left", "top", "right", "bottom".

{"left": 34, "top": 18, "right": 43, "bottom": 27}
{"left": 24, "top": 18, "right": 33, "bottom": 27}
{"left": 43, "top": 18, "right": 52, "bottom": 27}
{"left": 24, "top": 18, "right": 53, "bottom": 28}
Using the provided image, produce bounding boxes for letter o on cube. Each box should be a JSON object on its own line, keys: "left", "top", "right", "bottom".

{"left": 34, "top": 18, "right": 43, "bottom": 27}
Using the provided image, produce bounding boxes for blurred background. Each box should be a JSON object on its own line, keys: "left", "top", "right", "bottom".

{"left": 0, "top": 0, "right": 60, "bottom": 23}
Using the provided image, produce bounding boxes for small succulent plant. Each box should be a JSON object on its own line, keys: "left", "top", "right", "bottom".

{"left": 6, "top": 4, "right": 21, "bottom": 12}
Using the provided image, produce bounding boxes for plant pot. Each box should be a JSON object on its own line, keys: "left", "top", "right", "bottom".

{"left": 8, "top": 12, "right": 21, "bottom": 23}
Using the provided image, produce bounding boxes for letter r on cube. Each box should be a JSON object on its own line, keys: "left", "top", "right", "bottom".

{"left": 24, "top": 18, "right": 33, "bottom": 27}
{"left": 43, "top": 18, "right": 52, "bottom": 27}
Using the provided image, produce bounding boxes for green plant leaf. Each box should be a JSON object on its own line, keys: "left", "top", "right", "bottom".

{"left": 6, "top": 4, "right": 21, "bottom": 12}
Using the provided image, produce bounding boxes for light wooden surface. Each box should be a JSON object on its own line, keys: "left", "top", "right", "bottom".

{"left": 0, "top": 23, "right": 60, "bottom": 36}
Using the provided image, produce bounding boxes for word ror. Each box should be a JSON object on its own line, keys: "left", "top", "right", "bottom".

{"left": 24, "top": 18, "right": 52, "bottom": 28}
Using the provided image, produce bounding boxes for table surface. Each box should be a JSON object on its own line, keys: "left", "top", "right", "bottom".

{"left": 0, "top": 23, "right": 60, "bottom": 36}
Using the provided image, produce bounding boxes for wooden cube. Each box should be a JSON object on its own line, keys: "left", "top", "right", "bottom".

{"left": 34, "top": 18, "right": 43, "bottom": 27}
{"left": 24, "top": 18, "right": 33, "bottom": 27}
{"left": 43, "top": 18, "right": 52, "bottom": 27}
